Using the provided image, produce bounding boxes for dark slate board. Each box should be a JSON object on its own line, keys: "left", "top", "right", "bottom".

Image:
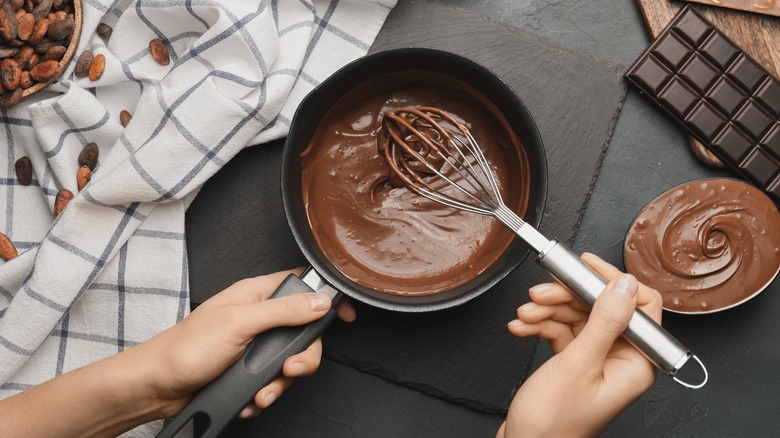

{"left": 222, "top": 358, "right": 505, "bottom": 438}
{"left": 185, "top": 0, "right": 625, "bottom": 412}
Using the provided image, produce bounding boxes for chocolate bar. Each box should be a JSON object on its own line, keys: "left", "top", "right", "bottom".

{"left": 625, "top": 5, "right": 780, "bottom": 203}
{"left": 682, "top": 0, "right": 780, "bottom": 19}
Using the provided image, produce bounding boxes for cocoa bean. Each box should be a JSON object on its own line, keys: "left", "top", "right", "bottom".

{"left": 53, "top": 188, "right": 73, "bottom": 217}
{"left": 88, "top": 53, "right": 104, "bottom": 81}
{"left": 26, "top": 16, "right": 46, "bottom": 45}
{"left": 28, "top": 58, "right": 56, "bottom": 81}
{"left": 32, "top": 37, "right": 53, "bottom": 53}
{"left": 0, "top": 4, "right": 19, "bottom": 42}
{"left": 0, "top": 87, "right": 21, "bottom": 108}
{"left": 15, "top": 9, "right": 25, "bottom": 19}
{"left": 41, "top": 43, "right": 63, "bottom": 61}
{"left": 18, "top": 69, "right": 31, "bottom": 88}
{"left": 0, "top": 58, "right": 20, "bottom": 90}
{"left": 0, "top": 47, "right": 18, "bottom": 58}
{"left": 30, "top": 0, "right": 51, "bottom": 21}
{"left": 53, "top": 10, "right": 64, "bottom": 20}
{"left": 13, "top": 45, "right": 32, "bottom": 68}
{"left": 14, "top": 155, "right": 31, "bottom": 185}
{"left": 96, "top": 22, "right": 111, "bottom": 39}
{"left": 8, "top": 0, "right": 24, "bottom": 11}
{"left": 149, "top": 38, "right": 169, "bottom": 66}
{"left": 0, "top": 231, "right": 17, "bottom": 261}
{"left": 76, "top": 165, "right": 90, "bottom": 190}
{"left": 119, "top": 109, "right": 131, "bottom": 127}
{"left": 15, "top": 11, "right": 31, "bottom": 40}
{"left": 52, "top": 0, "right": 67, "bottom": 10}
{"left": 74, "top": 49, "right": 91, "bottom": 78}
{"left": 78, "top": 142, "right": 98, "bottom": 170}
{"left": 26, "top": 51, "right": 38, "bottom": 68}
{"left": 6, "top": 37, "right": 24, "bottom": 47}
{"left": 44, "top": 14, "right": 69, "bottom": 39}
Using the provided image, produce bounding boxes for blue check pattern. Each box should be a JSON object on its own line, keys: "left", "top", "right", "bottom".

{"left": 0, "top": 0, "right": 394, "bottom": 435}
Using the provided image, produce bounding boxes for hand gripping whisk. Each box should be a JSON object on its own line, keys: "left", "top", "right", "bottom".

{"left": 379, "top": 107, "right": 707, "bottom": 389}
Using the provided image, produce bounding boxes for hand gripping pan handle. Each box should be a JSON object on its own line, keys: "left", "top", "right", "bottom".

{"left": 156, "top": 270, "right": 340, "bottom": 438}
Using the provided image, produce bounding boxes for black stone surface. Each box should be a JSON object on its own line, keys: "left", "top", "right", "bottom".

{"left": 186, "top": 0, "right": 625, "bottom": 415}
{"left": 185, "top": 0, "right": 780, "bottom": 436}
{"left": 221, "top": 359, "right": 505, "bottom": 438}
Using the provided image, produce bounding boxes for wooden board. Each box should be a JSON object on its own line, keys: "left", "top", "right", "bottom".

{"left": 635, "top": 0, "right": 780, "bottom": 167}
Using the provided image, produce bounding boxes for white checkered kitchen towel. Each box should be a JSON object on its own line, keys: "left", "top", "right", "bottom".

{"left": 0, "top": 0, "right": 395, "bottom": 435}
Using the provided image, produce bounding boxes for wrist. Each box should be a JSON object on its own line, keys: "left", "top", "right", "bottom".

{"left": 112, "top": 340, "right": 183, "bottom": 421}
{"left": 81, "top": 348, "right": 170, "bottom": 434}
{"left": 0, "top": 346, "right": 170, "bottom": 438}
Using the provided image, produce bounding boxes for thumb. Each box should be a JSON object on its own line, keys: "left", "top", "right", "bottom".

{"left": 567, "top": 274, "right": 638, "bottom": 367}
{"left": 240, "top": 292, "right": 332, "bottom": 337}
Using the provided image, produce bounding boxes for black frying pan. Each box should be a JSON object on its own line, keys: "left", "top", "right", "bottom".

{"left": 156, "top": 48, "right": 548, "bottom": 437}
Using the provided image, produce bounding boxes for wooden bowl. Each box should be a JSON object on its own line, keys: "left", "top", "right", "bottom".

{"left": 21, "top": 0, "right": 83, "bottom": 98}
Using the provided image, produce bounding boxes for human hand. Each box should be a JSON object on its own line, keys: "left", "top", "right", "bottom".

{"left": 497, "top": 253, "right": 662, "bottom": 438}
{"left": 127, "top": 269, "right": 355, "bottom": 420}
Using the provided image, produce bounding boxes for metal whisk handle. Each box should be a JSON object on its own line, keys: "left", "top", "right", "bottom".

{"left": 536, "top": 240, "right": 707, "bottom": 388}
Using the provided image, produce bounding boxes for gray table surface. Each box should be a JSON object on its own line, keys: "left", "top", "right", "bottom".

{"left": 220, "top": 1, "right": 779, "bottom": 437}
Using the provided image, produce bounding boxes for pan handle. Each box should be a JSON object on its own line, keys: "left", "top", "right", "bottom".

{"left": 156, "top": 272, "right": 341, "bottom": 438}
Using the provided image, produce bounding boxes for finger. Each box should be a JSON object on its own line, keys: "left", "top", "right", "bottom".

{"left": 283, "top": 338, "right": 323, "bottom": 377}
{"left": 238, "top": 292, "right": 332, "bottom": 338}
{"left": 580, "top": 252, "right": 622, "bottom": 280}
{"left": 546, "top": 253, "right": 660, "bottom": 320}
{"left": 336, "top": 299, "right": 356, "bottom": 323}
{"left": 582, "top": 253, "right": 662, "bottom": 323}
{"left": 238, "top": 404, "right": 262, "bottom": 419}
{"left": 565, "top": 274, "right": 639, "bottom": 369}
{"left": 254, "top": 375, "right": 294, "bottom": 409}
{"left": 221, "top": 269, "right": 306, "bottom": 305}
{"left": 516, "top": 302, "right": 588, "bottom": 325}
{"left": 508, "top": 319, "right": 575, "bottom": 353}
{"left": 528, "top": 283, "right": 590, "bottom": 312}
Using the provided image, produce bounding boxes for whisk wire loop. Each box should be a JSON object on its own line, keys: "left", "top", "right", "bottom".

{"left": 381, "top": 107, "right": 509, "bottom": 216}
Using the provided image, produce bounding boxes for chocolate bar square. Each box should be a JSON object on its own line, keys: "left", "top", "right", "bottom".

{"left": 727, "top": 55, "right": 768, "bottom": 93}
{"left": 652, "top": 33, "right": 693, "bottom": 69}
{"left": 625, "top": 5, "right": 780, "bottom": 204}
{"left": 761, "top": 124, "right": 780, "bottom": 160}
{"left": 679, "top": 53, "right": 719, "bottom": 93}
{"left": 755, "top": 80, "right": 780, "bottom": 117}
{"left": 713, "top": 124, "right": 752, "bottom": 162}
{"left": 705, "top": 77, "right": 747, "bottom": 116}
{"left": 699, "top": 33, "right": 740, "bottom": 70}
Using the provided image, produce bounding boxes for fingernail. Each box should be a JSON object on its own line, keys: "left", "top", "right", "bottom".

{"left": 529, "top": 283, "right": 553, "bottom": 295}
{"left": 518, "top": 302, "right": 536, "bottom": 313}
{"left": 613, "top": 274, "right": 637, "bottom": 297}
{"left": 239, "top": 406, "right": 254, "bottom": 419}
{"left": 582, "top": 252, "right": 603, "bottom": 262}
{"left": 288, "top": 361, "right": 304, "bottom": 376}
{"left": 264, "top": 392, "right": 276, "bottom": 407}
{"left": 508, "top": 320, "right": 523, "bottom": 329}
{"left": 311, "top": 293, "right": 331, "bottom": 311}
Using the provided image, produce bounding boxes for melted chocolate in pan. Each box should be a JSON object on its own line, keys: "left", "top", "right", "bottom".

{"left": 301, "top": 71, "right": 531, "bottom": 295}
